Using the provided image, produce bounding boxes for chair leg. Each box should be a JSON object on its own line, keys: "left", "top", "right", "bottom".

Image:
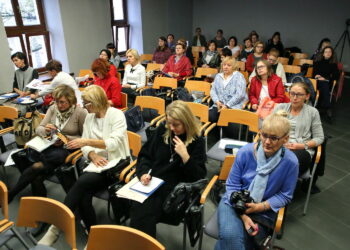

{"left": 303, "top": 163, "right": 318, "bottom": 215}
{"left": 182, "top": 221, "right": 187, "bottom": 250}
{"left": 10, "top": 228, "right": 31, "bottom": 249}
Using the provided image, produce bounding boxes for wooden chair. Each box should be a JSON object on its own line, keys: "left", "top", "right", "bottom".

{"left": 236, "top": 61, "right": 245, "bottom": 71}
{"left": 277, "top": 57, "right": 289, "bottom": 65}
{"left": 78, "top": 69, "right": 94, "bottom": 78}
{"left": 152, "top": 77, "right": 178, "bottom": 90}
{"left": 283, "top": 65, "right": 301, "bottom": 74}
{"left": 0, "top": 181, "right": 31, "bottom": 249}
{"left": 16, "top": 197, "right": 77, "bottom": 250}
{"left": 309, "top": 78, "right": 320, "bottom": 107}
{"left": 146, "top": 63, "right": 162, "bottom": 72}
{"left": 121, "top": 92, "right": 128, "bottom": 111}
{"left": 184, "top": 80, "right": 211, "bottom": 103}
{"left": 293, "top": 58, "right": 313, "bottom": 66}
{"left": 195, "top": 67, "right": 218, "bottom": 78}
{"left": 192, "top": 46, "right": 205, "bottom": 53}
{"left": 140, "top": 54, "right": 153, "bottom": 62}
{"left": 240, "top": 70, "right": 249, "bottom": 84}
{"left": 87, "top": 225, "right": 165, "bottom": 250}
{"left": 291, "top": 52, "right": 308, "bottom": 59}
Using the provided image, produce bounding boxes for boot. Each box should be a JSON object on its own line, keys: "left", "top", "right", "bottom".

{"left": 37, "top": 225, "right": 60, "bottom": 246}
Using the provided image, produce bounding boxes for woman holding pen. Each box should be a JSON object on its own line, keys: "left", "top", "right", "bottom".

{"left": 129, "top": 100, "right": 207, "bottom": 238}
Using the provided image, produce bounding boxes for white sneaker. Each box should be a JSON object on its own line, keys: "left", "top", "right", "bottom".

{"left": 37, "top": 225, "right": 60, "bottom": 246}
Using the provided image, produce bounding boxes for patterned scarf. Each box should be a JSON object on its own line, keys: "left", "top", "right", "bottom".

{"left": 207, "top": 50, "right": 217, "bottom": 57}
{"left": 54, "top": 104, "right": 75, "bottom": 129}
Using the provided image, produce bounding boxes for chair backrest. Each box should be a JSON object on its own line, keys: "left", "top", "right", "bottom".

{"left": 153, "top": 77, "right": 177, "bottom": 89}
{"left": 309, "top": 78, "right": 317, "bottom": 91}
{"left": 186, "top": 102, "right": 209, "bottom": 123}
{"left": 121, "top": 92, "right": 128, "bottom": 110}
{"left": 195, "top": 67, "right": 218, "bottom": 78}
{"left": 236, "top": 61, "right": 245, "bottom": 71}
{"left": 0, "top": 181, "right": 9, "bottom": 220}
{"left": 146, "top": 63, "right": 162, "bottom": 72}
{"left": 134, "top": 96, "right": 165, "bottom": 115}
{"left": 218, "top": 155, "right": 235, "bottom": 181}
{"left": 217, "top": 109, "right": 259, "bottom": 133}
{"left": 192, "top": 46, "right": 205, "bottom": 53}
{"left": 277, "top": 57, "right": 289, "bottom": 65}
{"left": 240, "top": 71, "right": 249, "bottom": 84}
{"left": 140, "top": 54, "right": 153, "bottom": 62}
{"left": 184, "top": 80, "right": 211, "bottom": 96}
{"left": 116, "top": 71, "right": 122, "bottom": 82}
{"left": 16, "top": 197, "right": 77, "bottom": 250}
{"left": 0, "top": 106, "right": 18, "bottom": 122}
{"left": 293, "top": 58, "right": 313, "bottom": 66}
{"left": 79, "top": 69, "right": 94, "bottom": 78}
{"left": 291, "top": 52, "right": 308, "bottom": 59}
{"left": 127, "top": 131, "right": 142, "bottom": 158}
{"left": 86, "top": 225, "right": 165, "bottom": 250}
{"left": 283, "top": 65, "right": 301, "bottom": 74}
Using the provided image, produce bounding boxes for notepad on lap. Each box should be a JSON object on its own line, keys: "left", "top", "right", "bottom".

{"left": 26, "top": 135, "right": 59, "bottom": 152}
{"left": 130, "top": 177, "right": 164, "bottom": 195}
{"left": 83, "top": 158, "right": 120, "bottom": 173}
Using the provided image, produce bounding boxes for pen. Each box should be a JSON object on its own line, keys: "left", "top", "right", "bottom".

{"left": 147, "top": 169, "right": 152, "bottom": 176}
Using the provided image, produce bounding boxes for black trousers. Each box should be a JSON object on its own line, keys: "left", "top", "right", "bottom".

{"left": 130, "top": 184, "right": 173, "bottom": 238}
{"left": 317, "top": 80, "right": 332, "bottom": 109}
{"left": 122, "top": 87, "right": 138, "bottom": 104}
{"left": 9, "top": 146, "right": 69, "bottom": 202}
{"left": 293, "top": 149, "right": 312, "bottom": 176}
{"left": 64, "top": 172, "right": 108, "bottom": 231}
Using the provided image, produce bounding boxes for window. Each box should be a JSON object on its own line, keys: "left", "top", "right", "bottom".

{"left": 110, "top": 0, "right": 129, "bottom": 54}
{"left": 0, "top": 0, "right": 52, "bottom": 71}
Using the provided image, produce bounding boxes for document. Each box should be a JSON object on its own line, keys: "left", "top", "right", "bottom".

{"left": 26, "top": 135, "right": 59, "bottom": 152}
{"left": 26, "top": 79, "right": 49, "bottom": 91}
{"left": 83, "top": 158, "right": 120, "bottom": 174}
{"left": 218, "top": 139, "right": 248, "bottom": 150}
{"left": 4, "top": 149, "right": 24, "bottom": 167}
{"left": 0, "top": 93, "right": 19, "bottom": 100}
{"left": 130, "top": 176, "right": 164, "bottom": 195}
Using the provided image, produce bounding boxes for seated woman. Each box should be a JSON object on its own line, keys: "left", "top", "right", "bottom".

{"left": 106, "top": 42, "right": 122, "bottom": 69}
{"left": 122, "top": 48, "right": 146, "bottom": 102}
{"left": 129, "top": 100, "right": 207, "bottom": 238}
{"left": 249, "top": 30, "right": 259, "bottom": 45}
{"left": 39, "top": 85, "right": 130, "bottom": 245}
{"left": 197, "top": 40, "right": 221, "bottom": 69}
{"left": 274, "top": 82, "right": 324, "bottom": 176}
{"left": 177, "top": 38, "right": 194, "bottom": 65}
{"left": 313, "top": 46, "right": 339, "bottom": 119}
{"left": 249, "top": 60, "right": 287, "bottom": 111}
{"left": 239, "top": 38, "right": 254, "bottom": 62}
{"left": 246, "top": 41, "right": 267, "bottom": 74}
{"left": 162, "top": 43, "right": 193, "bottom": 82}
{"left": 8, "top": 85, "right": 87, "bottom": 203}
{"left": 209, "top": 57, "right": 247, "bottom": 123}
{"left": 249, "top": 49, "right": 287, "bottom": 84}
{"left": 213, "top": 29, "right": 227, "bottom": 49}
{"left": 311, "top": 38, "right": 331, "bottom": 61}
{"left": 265, "top": 32, "right": 284, "bottom": 57}
{"left": 99, "top": 49, "right": 117, "bottom": 77}
{"left": 215, "top": 113, "right": 298, "bottom": 250}
{"left": 91, "top": 58, "right": 122, "bottom": 108}
{"left": 192, "top": 27, "right": 207, "bottom": 47}
{"left": 152, "top": 36, "right": 172, "bottom": 64}
{"left": 224, "top": 36, "right": 240, "bottom": 58}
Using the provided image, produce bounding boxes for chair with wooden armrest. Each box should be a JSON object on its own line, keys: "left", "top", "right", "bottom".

{"left": 291, "top": 52, "right": 308, "bottom": 59}
{"left": 121, "top": 92, "right": 128, "bottom": 111}
{"left": 140, "top": 54, "right": 153, "bottom": 63}
{"left": 16, "top": 197, "right": 77, "bottom": 250}
{"left": 330, "top": 80, "right": 337, "bottom": 103}
{"left": 152, "top": 76, "right": 178, "bottom": 90}
{"left": 277, "top": 57, "right": 289, "bottom": 65}
{"left": 78, "top": 69, "right": 94, "bottom": 78}
{"left": 0, "top": 181, "right": 31, "bottom": 249}
{"left": 293, "top": 58, "right": 313, "bottom": 66}
{"left": 240, "top": 70, "right": 249, "bottom": 84}
{"left": 283, "top": 65, "right": 301, "bottom": 74}
{"left": 195, "top": 67, "right": 218, "bottom": 78}
{"left": 184, "top": 80, "right": 211, "bottom": 103}
{"left": 309, "top": 78, "right": 320, "bottom": 107}
{"left": 86, "top": 225, "right": 165, "bottom": 250}
{"left": 146, "top": 63, "right": 163, "bottom": 72}
{"left": 236, "top": 61, "right": 246, "bottom": 72}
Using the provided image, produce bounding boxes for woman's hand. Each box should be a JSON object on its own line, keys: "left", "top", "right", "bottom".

{"left": 202, "top": 64, "right": 209, "bottom": 68}
{"left": 44, "top": 124, "right": 57, "bottom": 134}
{"left": 173, "top": 136, "right": 190, "bottom": 163}
{"left": 241, "top": 214, "right": 258, "bottom": 236}
{"left": 30, "top": 93, "right": 38, "bottom": 99}
{"left": 245, "top": 202, "right": 264, "bottom": 214}
{"left": 252, "top": 104, "right": 258, "bottom": 110}
{"left": 216, "top": 101, "right": 223, "bottom": 110}
{"left": 66, "top": 138, "right": 87, "bottom": 149}
{"left": 123, "top": 84, "right": 132, "bottom": 88}
{"left": 159, "top": 64, "right": 165, "bottom": 71}
{"left": 88, "top": 151, "right": 108, "bottom": 167}
{"left": 140, "top": 173, "right": 151, "bottom": 185}
{"left": 53, "top": 139, "right": 64, "bottom": 147}
{"left": 285, "top": 143, "right": 304, "bottom": 150}
{"left": 315, "top": 74, "right": 326, "bottom": 81}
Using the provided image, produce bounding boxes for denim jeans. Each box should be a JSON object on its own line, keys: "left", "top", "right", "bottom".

{"left": 215, "top": 199, "right": 270, "bottom": 250}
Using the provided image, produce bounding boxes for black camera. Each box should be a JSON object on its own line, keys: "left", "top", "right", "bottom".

{"left": 230, "top": 189, "right": 254, "bottom": 215}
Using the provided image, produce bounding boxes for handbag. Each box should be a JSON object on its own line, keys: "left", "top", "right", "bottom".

{"left": 124, "top": 106, "right": 144, "bottom": 132}
{"left": 104, "top": 157, "right": 131, "bottom": 185}
{"left": 13, "top": 110, "right": 43, "bottom": 147}
{"left": 256, "top": 97, "right": 276, "bottom": 120}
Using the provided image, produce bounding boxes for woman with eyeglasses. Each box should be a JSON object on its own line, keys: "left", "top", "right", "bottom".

{"left": 246, "top": 41, "right": 267, "bottom": 74}
{"left": 215, "top": 113, "right": 298, "bottom": 250}
{"left": 91, "top": 58, "right": 122, "bottom": 108}
{"left": 122, "top": 48, "right": 146, "bottom": 103}
{"left": 99, "top": 49, "right": 117, "bottom": 77}
{"left": 273, "top": 82, "right": 324, "bottom": 176}
{"left": 8, "top": 85, "right": 87, "bottom": 203}
{"left": 249, "top": 60, "right": 288, "bottom": 111}
{"left": 39, "top": 85, "right": 130, "bottom": 246}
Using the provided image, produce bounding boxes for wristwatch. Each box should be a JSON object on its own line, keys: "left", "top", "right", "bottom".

{"left": 304, "top": 143, "right": 309, "bottom": 150}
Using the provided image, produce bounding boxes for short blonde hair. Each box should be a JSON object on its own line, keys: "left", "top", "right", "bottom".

{"left": 82, "top": 85, "right": 109, "bottom": 111}
{"left": 52, "top": 84, "right": 77, "bottom": 105}
{"left": 126, "top": 49, "right": 140, "bottom": 62}
{"left": 261, "top": 113, "right": 290, "bottom": 136}
{"left": 163, "top": 100, "right": 201, "bottom": 146}
{"left": 221, "top": 56, "right": 239, "bottom": 71}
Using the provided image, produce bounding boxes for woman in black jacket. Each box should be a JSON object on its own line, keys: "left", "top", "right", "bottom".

{"left": 130, "top": 100, "right": 207, "bottom": 238}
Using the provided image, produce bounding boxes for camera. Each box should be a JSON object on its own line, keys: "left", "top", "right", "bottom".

{"left": 230, "top": 189, "right": 254, "bottom": 215}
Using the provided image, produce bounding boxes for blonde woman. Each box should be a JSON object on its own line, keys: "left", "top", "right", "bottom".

{"left": 130, "top": 100, "right": 207, "bottom": 238}
{"left": 39, "top": 85, "right": 130, "bottom": 246}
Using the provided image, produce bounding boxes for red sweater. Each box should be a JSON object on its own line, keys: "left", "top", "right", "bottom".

{"left": 163, "top": 55, "right": 192, "bottom": 80}
{"left": 94, "top": 75, "right": 122, "bottom": 108}
{"left": 246, "top": 53, "right": 267, "bottom": 73}
{"left": 109, "top": 64, "right": 117, "bottom": 77}
{"left": 249, "top": 74, "right": 289, "bottom": 105}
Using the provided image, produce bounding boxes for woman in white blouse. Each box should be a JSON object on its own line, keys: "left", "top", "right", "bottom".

{"left": 224, "top": 36, "right": 241, "bottom": 58}
{"left": 122, "top": 49, "right": 146, "bottom": 102}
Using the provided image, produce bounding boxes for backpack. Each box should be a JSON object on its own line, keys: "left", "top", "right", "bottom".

{"left": 124, "top": 105, "right": 144, "bottom": 132}
{"left": 172, "top": 87, "right": 194, "bottom": 102}
{"left": 13, "top": 110, "right": 43, "bottom": 147}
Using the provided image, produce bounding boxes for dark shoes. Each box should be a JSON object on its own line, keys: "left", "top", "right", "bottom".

{"left": 301, "top": 179, "right": 321, "bottom": 194}
{"left": 30, "top": 222, "right": 49, "bottom": 237}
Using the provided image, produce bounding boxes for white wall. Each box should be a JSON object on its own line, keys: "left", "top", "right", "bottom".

{"left": 193, "top": 0, "right": 350, "bottom": 69}
{"left": 0, "top": 19, "right": 15, "bottom": 93}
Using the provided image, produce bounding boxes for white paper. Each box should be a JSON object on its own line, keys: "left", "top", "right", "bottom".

{"left": 218, "top": 138, "right": 248, "bottom": 150}
{"left": 4, "top": 149, "right": 23, "bottom": 167}
{"left": 117, "top": 177, "right": 149, "bottom": 203}
{"left": 26, "top": 79, "right": 49, "bottom": 90}
{"left": 130, "top": 177, "right": 164, "bottom": 194}
{"left": 26, "top": 135, "right": 58, "bottom": 152}
{"left": 83, "top": 158, "right": 120, "bottom": 173}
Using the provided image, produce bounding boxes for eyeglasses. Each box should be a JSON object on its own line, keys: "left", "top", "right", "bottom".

{"left": 82, "top": 101, "right": 92, "bottom": 108}
{"left": 268, "top": 58, "right": 277, "bottom": 63}
{"left": 55, "top": 100, "right": 69, "bottom": 105}
{"left": 260, "top": 132, "right": 287, "bottom": 143}
{"left": 289, "top": 92, "right": 306, "bottom": 98}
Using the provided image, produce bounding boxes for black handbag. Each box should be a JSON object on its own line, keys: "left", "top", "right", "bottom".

{"left": 104, "top": 157, "right": 131, "bottom": 185}
{"left": 124, "top": 106, "right": 145, "bottom": 132}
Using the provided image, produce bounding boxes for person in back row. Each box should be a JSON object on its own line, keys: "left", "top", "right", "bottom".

{"left": 197, "top": 40, "right": 221, "bottom": 69}
{"left": 99, "top": 49, "right": 117, "bottom": 77}
{"left": 106, "top": 42, "right": 122, "bottom": 69}
{"left": 192, "top": 27, "right": 207, "bottom": 47}
{"left": 213, "top": 29, "right": 227, "bottom": 48}
{"left": 152, "top": 36, "right": 172, "bottom": 64}
{"left": 246, "top": 41, "right": 267, "bottom": 74}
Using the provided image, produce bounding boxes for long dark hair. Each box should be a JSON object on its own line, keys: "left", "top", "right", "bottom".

{"left": 316, "top": 46, "right": 337, "bottom": 64}
{"left": 156, "top": 36, "right": 168, "bottom": 52}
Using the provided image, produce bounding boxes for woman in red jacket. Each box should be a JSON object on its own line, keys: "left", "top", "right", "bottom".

{"left": 249, "top": 60, "right": 288, "bottom": 111}
{"left": 245, "top": 41, "right": 267, "bottom": 74}
{"left": 91, "top": 58, "right": 121, "bottom": 108}
{"left": 162, "top": 43, "right": 192, "bottom": 81}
